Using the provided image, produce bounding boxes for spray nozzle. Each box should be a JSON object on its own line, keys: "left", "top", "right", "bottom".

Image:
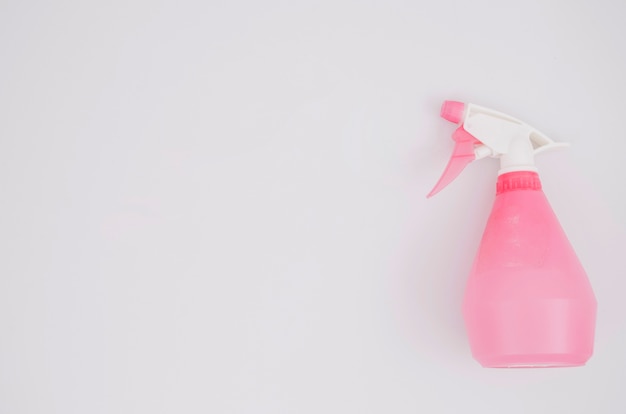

{"left": 440, "top": 101, "right": 466, "bottom": 123}
{"left": 427, "top": 100, "right": 567, "bottom": 197}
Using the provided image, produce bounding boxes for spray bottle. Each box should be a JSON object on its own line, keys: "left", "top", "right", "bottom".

{"left": 429, "top": 100, "right": 597, "bottom": 367}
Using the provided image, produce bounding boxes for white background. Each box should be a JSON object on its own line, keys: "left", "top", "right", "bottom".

{"left": 1, "top": 1, "right": 626, "bottom": 413}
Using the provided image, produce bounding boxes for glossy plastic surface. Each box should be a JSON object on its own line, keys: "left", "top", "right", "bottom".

{"left": 463, "top": 172, "right": 597, "bottom": 367}
{"left": 427, "top": 127, "right": 479, "bottom": 198}
{"left": 440, "top": 100, "right": 465, "bottom": 123}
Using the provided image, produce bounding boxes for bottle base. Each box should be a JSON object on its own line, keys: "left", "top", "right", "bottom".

{"left": 476, "top": 353, "right": 590, "bottom": 368}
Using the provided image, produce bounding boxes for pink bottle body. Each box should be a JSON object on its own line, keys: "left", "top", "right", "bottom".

{"left": 463, "top": 171, "right": 597, "bottom": 367}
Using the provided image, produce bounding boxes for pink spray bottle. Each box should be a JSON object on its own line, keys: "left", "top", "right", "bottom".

{"left": 429, "top": 101, "right": 597, "bottom": 367}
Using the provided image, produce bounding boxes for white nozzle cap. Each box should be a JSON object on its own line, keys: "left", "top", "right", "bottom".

{"left": 463, "top": 104, "right": 566, "bottom": 175}
{"left": 428, "top": 101, "right": 567, "bottom": 196}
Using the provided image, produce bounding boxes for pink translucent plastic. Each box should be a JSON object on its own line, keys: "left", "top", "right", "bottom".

{"left": 463, "top": 172, "right": 597, "bottom": 367}
{"left": 427, "top": 127, "right": 479, "bottom": 198}
{"left": 440, "top": 100, "right": 465, "bottom": 124}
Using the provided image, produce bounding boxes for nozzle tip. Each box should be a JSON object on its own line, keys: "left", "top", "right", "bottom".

{"left": 440, "top": 101, "right": 465, "bottom": 124}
